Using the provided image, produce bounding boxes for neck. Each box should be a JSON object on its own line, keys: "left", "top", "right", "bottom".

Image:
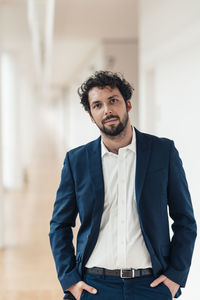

{"left": 101, "top": 121, "right": 133, "bottom": 154}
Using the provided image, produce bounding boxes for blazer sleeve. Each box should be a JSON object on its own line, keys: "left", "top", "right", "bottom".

{"left": 163, "top": 140, "right": 197, "bottom": 287}
{"left": 49, "top": 152, "right": 82, "bottom": 292}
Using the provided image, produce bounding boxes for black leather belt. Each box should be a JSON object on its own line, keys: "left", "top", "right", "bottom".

{"left": 85, "top": 267, "right": 153, "bottom": 278}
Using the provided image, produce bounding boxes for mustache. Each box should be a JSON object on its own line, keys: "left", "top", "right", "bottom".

{"left": 102, "top": 115, "right": 119, "bottom": 124}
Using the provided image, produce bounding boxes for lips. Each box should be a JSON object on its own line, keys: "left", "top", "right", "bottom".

{"left": 104, "top": 118, "right": 119, "bottom": 124}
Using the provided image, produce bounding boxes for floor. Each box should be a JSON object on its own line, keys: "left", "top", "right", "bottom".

{"left": 0, "top": 124, "right": 77, "bottom": 300}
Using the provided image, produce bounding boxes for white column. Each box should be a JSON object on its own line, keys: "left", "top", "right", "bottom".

{"left": 1, "top": 53, "right": 24, "bottom": 190}
{"left": 103, "top": 40, "right": 139, "bottom": 127}
{"left": 0, "top": 55, "right": 4, "bottom": 249}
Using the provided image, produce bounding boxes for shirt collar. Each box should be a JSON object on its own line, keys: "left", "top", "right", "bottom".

{"left": 101, "top": 126, "right": 136, "bottom": 158}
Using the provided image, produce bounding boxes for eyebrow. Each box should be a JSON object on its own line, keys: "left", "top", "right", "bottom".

{"left": 91, "top": 95, "right": 120, "bottom": 105}
{"left": 108, "top": 95, "right": 120, "bottom": 99}
{"left": 91, "top": 100, "right": 101, "bottom": 105}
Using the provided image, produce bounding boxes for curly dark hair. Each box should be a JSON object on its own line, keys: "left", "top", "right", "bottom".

{"left": 78, "top": 70, "right": 134, "bottom": 113}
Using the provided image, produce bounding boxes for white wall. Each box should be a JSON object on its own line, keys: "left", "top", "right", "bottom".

{"left": 139, "top": 1, "right": 200, "bottom": 298}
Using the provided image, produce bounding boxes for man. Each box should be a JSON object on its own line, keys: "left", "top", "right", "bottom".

{"left": 49, "top": 71, "right": 197, "bottom": 300}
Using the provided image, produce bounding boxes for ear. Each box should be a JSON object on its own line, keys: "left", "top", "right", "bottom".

{"left": 126, "top": 100, "right": 132, "bottom": 112}
{"left": 89, "top": 112, "right": 95, "bottom": 123}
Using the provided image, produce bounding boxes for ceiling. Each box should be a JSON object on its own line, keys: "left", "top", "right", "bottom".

{"left": 54, "top": 0, "right": 138, "bottom": 39}
{"left": 0, "top": 0, "right": 138, "bottom": 88}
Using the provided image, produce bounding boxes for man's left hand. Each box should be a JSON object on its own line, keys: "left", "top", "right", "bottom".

{"left": 150, "top": 274, "right": 180, "bottom": 298}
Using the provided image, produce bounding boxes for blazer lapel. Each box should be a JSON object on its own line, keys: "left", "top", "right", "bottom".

{"left": 86, "top": 137, "right": 105, "bottom": 212}
{"left": 86, "top": 128, "right": 152, "bottom": 213}
{"left": 135, "top": 127, "right": 152, "bottom": 207}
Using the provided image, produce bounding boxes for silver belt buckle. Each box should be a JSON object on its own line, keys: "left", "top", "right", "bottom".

{"left": 120, "top": 268, "right": 135, "bottom": 278}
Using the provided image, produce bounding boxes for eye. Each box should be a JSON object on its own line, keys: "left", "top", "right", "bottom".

{"left": 93, "top": 103, "right": 101, "bottom": 109}
{"left": 110, "top": 98, "right": 117, "bottom": 104}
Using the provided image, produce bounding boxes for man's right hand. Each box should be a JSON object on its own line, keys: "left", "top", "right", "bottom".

{"left": 67, "top": 280, "right": 97, "bottom": 300}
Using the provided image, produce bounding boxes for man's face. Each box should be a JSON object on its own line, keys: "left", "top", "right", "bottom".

{"left": 88, "top": 86, "right": 132, "bottom": 137}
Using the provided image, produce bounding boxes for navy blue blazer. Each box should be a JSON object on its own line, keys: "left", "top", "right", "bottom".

{"left": 49, "top": 127, "right": 197, "bottom": 298}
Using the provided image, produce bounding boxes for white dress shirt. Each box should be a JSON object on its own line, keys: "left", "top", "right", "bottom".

{"left": 86, "top": 128, "right": 152, "bottom": 269}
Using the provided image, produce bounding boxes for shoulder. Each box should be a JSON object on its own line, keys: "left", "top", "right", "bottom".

{"left": 66, "top": 136, "right": 101, "bottom": 159}
{"left": 135, "top": 127, "right": 173, "bottom": 143}
{"left": 135, "top": 127, "right": 173, "bottom": 153}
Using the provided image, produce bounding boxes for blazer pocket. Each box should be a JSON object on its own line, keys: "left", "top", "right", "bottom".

{"left": 147, "top": 167, "right": 167, "bottom": 175}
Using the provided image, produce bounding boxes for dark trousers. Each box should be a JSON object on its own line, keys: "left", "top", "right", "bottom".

{"left": 80, "top": 272, "right": 172, "bottom": 300}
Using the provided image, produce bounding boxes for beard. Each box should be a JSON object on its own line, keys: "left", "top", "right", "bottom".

{"left": 94, "top": 112, "right": 129, "bottom": 137}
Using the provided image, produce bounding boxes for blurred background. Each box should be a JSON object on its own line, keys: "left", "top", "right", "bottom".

{"left": 0, "top": 0, "right": 199, "bottom": 299}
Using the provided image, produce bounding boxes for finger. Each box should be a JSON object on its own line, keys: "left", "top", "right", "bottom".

{"left": 150, "top": 275, "right": 167, "bottom": 287}
{"left": 82, "top": 283, "right": 97, "bottom": 294}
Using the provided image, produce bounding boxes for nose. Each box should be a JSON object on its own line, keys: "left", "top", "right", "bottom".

{"left": 103, "top": 103, "right": 112, "bottom": 115}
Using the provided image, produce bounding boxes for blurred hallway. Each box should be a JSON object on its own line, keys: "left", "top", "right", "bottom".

{"left": 0, "top": 1, "right": 200, "bottom": 299}
{"left": 0, "top": 122, "right": 64, "bottom": 299}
